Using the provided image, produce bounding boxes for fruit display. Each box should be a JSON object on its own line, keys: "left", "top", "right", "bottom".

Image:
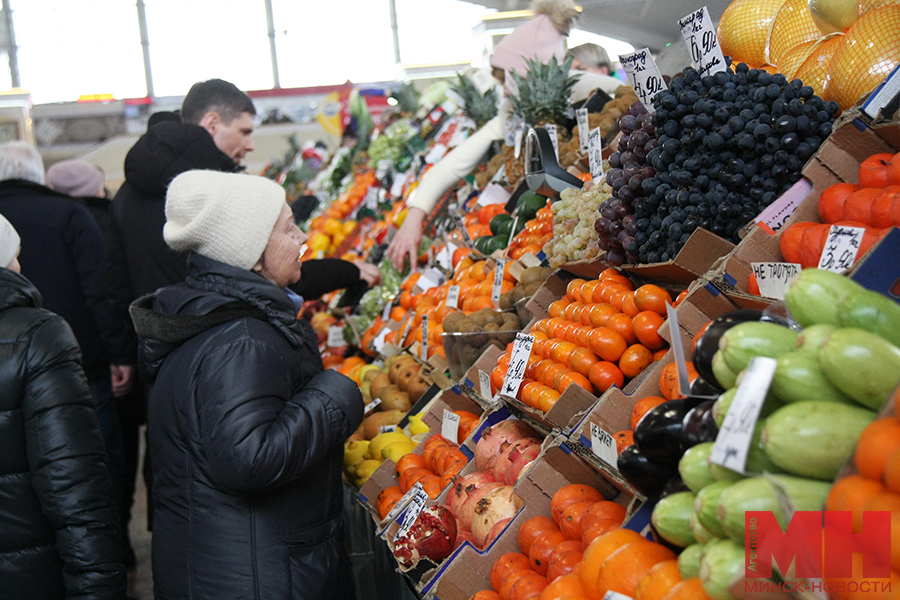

{"left": 472, "top": 192, "right": 548, "bottom": 257}
{"left": 545, "top": 182, "right": 610, "bottom": 268}
{"left": 498, "top": 266, "right": 553, "bottom": 310}
{"left": 506, "top": 200, "right": 554, "bottom": 260}
{"left": 559, "top": 86, "right": 641, "bottom": 169}
{"left": 442, "top": 308, "right": 524, "bottom": 380}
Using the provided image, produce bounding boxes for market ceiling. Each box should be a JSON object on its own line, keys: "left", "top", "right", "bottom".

{"left": 468, "top": 0, "right": 734, "bottom": 51}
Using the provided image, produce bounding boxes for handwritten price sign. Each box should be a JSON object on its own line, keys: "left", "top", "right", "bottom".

{"left": 619, "top": 48, "right": 667, "bottom": 112}
{"left": 678, "top": 6, "right": 727, "bottom": 77}
{"left": 818, "top": 225, "right": 864, "bottom": 273}
{"left": 588, "top": 127, "right": 603, "bottom": 181}
{"left": 501, "top": 333, "right": 534, "bottom": 399}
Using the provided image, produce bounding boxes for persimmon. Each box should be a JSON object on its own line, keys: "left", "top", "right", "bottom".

{"left": 779, "top": 221, "right": 819, "bottom": 264}
{"left": 599, "top": 283, "right": 629, "bottom": 305}
{"left": 854, "top": 417, "right": 900, "bottom": 480}
{"left": 885, "top": 448, "right": 900, "bottom": 494}
{"left": 568, "top": 347, "right": 600, "bottom": 377}
{"left": 399, "top": 468, "right": 432, "bottom": 493}
{"left": 588, "top": 303, "right": 619, "bottom": 328}
{"left": 551, "top": 341, "right": 579, "bottom": 365}
{"left": 540, "top": 574, "right": 585, "bottom": 600}
{"left": 818, "top": 183, "right": 860, "bottom": 223}
{"left": 540, "top": 363, "right": 569, "bottom": 388}
{"left": 578, "top": 529, "right": 646, "bottom": 600}
{"left": 499, "top": 569, "right": 534, "bottom": 600}
{"left": 619, "top": 344, "right": 654, "bottom": 378}
{"left": 872, "top": 187, "right": 900, "bottom": 228}
{"left": 588, "top": 361, "right": 625, "bottom": 393}
{"left": 491, "top": 552, "right": 533, "bottom": 592}
{"left": 581, "top": 518, "right": 623, "bottom": 547}
{"left": 672, "top": 289, "right": 689, "bottom": 308}
{"left": 799, "top": 223, "right": 829, "bottom": 268}
{"left": 633, "top": 311, "right": 666, "bottom": 350}
{"left": 842, "top": 188, "right": 882, "bottom": 225}
{"left": 509, "top": 571, "right": 549, "bottom": 600}
{"left": 546, "top": 548, "right": 583, "bottom": 583}
{"left": 518, "top": 516, "right": 560, "bottom": 556}
{"left": 607, "top": 314, "right": 637, "bottom": 345}
{"left": 559, "top": 501, "right": 596, "bottom": 540}
{"left": 551, "top": 484, "right": 604, "bottom": 523}
{"left": 557, "top": 371, "right": 592, "bottom": 395}
{"left": 588, "top": 327, "right": 628, "bottom": 362}
{"left": 621, "top": 292, "right": 641, "bottom": 317}
{"left": 564, "top": 302, "right": 585, "bottom": 322}
{"left": 634, "top": 559, "right": 682, "bottom": 600}
{"left": 610, "top": 289, "right": 631, "bottom": 313}
{"left": 530, "top": 530, "right": 568, "bottom": 575}
{"left": 657, "top": 361, "right": 699, "bottom": 401}
{"left": 859, "top": 153, "right": 896, "bottom": 189}
{"left": 421, "top": 474, "right": 443, "bottom": 499}
{"left": 574, "top": 325, "right": 593, "bottom": 349}
{"left": 614, "top": 430, "right": 634, "bottom": 454}
{"left": 376, "top": 486, "right": 403, "bottom": 519}
{"left": 537, "top": 387, "right": 562, "bottom": 413}
{"left": 581, "top": 281, "right": 601, "bottom": 305}
{"left": 580, "top": 501, "right": 626, "bottom": 533}
{"left": 566, "top": 279, "right": 588, "bottom": 302}
{"left": 633, "top": 284, "right": 672, "bottom": 316}
{"left": 891, "top": 153, "right": 900, "bottom": 186}
{"left": 596, "top": 541, "right": 677, "bottom": 597}
{"left": 472, "top": 590, "right": 501, "bottom": 600}
{"left": 631, "top": 396, "right": 668, "bottom": 430}
{"left": 548, "top": 300, "right": 570, "bottom": 319}
{"left": 395, "top": 453, "right": 427, "bottom": 479}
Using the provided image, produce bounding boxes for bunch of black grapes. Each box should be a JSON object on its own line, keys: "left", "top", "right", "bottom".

{"left": 601, "top": 62, "right": 839, "bottom": 265}
{"left": 595, "top": 102, "right": 657, "bottom": 266}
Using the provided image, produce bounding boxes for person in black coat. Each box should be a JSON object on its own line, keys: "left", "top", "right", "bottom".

{"left": 0, "top": 214, "right": 126, "bottom": 599}
{"left": 130, "top": 170, "right": 363, "bottom": 600}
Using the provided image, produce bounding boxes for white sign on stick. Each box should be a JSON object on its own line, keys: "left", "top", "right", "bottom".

{"left": 619, "top": 48, "right": 667, "bottom": 112}
{"left": 678, "top": 6, "right": 727, "bottom": 77}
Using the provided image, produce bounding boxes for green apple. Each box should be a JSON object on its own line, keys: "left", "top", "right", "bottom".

{"left": 808, "top": 0, "right": 859, "bottom": 33}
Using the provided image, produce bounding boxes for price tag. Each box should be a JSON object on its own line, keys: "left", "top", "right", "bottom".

{"left": 576, "top": 108, "right": 590, "bottom": 153}
{"left": 390, "top": 172, "right": 408, "bottom": 198}
{"left": 478, "top": 183, "right": 512, "bottom": 207}
{"left": 590, "top": 423, "right": 619, "bottom": 469}
{"left": 544, "top": 124, "right": 559, "bottom": 161}
{"left": 619, "top": 48, "right": 667, "bottom": 112}
{"left": 365, "top": 398, "right": 382, "bottom": 414}
{"left": 446, "top": 286, "right": 460, "bottom": 309}
{"left": 380, "top": 424, "right": 397, "bottom": 434}
{"left": 678, "top": 6, "right": 727, "bottom": 77}
{"left": 398, "top": 315, "right": 413, "bottom": 347}
{"left": 327, "top": 325, "right": 344, "bottom": 348}
{"left": 420, "top": 314, "right": 429, "bottom": 361}
{"left": 442, "top": 409, "right": 461, "bottom": 445}
{"left": 437, "top": 244, "right": 454, "bottom": 271}
{"left": 514, "top": 123, "right": 525, "bottom": 159}
{"left": 478, "top": 370, "right": 492, "bottom": 400}
{"left": 373, "top": 327, "right": 390, "bottom": 352}
{"left": 441, "top": 99, "right": 458, "bottom": 114}
{"left": 862, "top": 63, "right": 900, "bottom": 119}
{"left": 501, "top": 333, "right": 534, "bottom": 399}
{"left": 505, "top": 116, "right": 524, "bottom": 147}
{"left": 505, "top": 215, "right": 519, "bottom": 255}
{"left": 818, "top": 225, "right": 865, "bottom": 273}
{"left": 602, "top": 592, "right": 633, "bottom": 600}
{"left": 588, "top": 127, "right": 604, "bottom": 181}
{"left": 394, "top": 483, "right": 429, "bottom": 540}
{"left": 471, "top": 69, "right": 495, "bottom": 94}
{"left": 710, "top": 356, "right": 778, "bottom": 474}
{"left": 376, "top": 159, "right": 393, "bottom": 180}
{"left": 492, "top": 260, "right": 506, "bottom": 308}
{"left": 750, "top": 262, "right": 801, "bottom": 300}
{"left": 382, "top": 299, "right": 394, "bottom": 322}
{"left": 364, "top": 187, "right": 379, "bottom": 209}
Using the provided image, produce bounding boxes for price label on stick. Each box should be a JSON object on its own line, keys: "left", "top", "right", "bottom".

{"left": 472, "top": 69, "right": 495, "bottom": 94}
{"left": 492, "top": 260, "right": 506, "bottom": 308}
{"left": 545, "top": 124, "right": 559, "bottom": 161}
{"left": 446, "top": 286, "right": 460, "bottom": 309}
{"left": 373, "top": 327, "right": 390, "bottom": 352}
{"left": 364, "top": 398, "right": 382, "bottom": 415}
{"left": 382, "top": 299, "right": 394, "bottom": 322}
{"left": 619, "top": 48, "right": 667, "bottom": 112}
{"left": 576, "top": 108, "right": 590, "bottom": 153}
{"left": 590, "top": 423, "right": 619, "bottom": 469}
{"left": 420, "top": 314, "right": 429, "bottom": 361}
{"left": 710, "top": 356, "right": 778, "bottom": 474}
{"left": 750, "top": 262, "right": 801, "bottom": 300}
{"left": 501, "top": 333, "right": 534, "bottom": 399}
{"left": 442, "top": 409, "right": 461, "bottom": 445}
{"left": 818, "top": 225, "right": 864, "bottom": 273}
{"left": 665, "top": 302, "right": 716, "bottom": 400}
{"left": 478, "top": 370, "right": 492, "bottom": 400}
{"left": 514, "top": 124, "right": 525, "bottom": 159}
{"left": 327, "top": 326, "right": 344, "bottom": 348}
{"left": 394, "top": 483, "right": 429, "bottom": 541}
{"left": 505, "top": 216, "right": 518, "bottom": 256}
{"left": 398, "top": 315, "right": 413, "bottom": 347}
{"left": 505, "top": 116, "right": 524, "bottom": 148}
{"left": 588, "top": 128, "right": 604, "bottom": 182}
{"left": 678, "top": 6, "right": 727, "bottom": 77}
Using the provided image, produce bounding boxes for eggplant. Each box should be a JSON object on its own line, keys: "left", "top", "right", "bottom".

{"left": 681, "top": 400, "right": 719, "bottom": 449}
{"left": 692, "top": 309, "right": 763, "bottom": 387}
{"left": 659, "top": 474, "right": 690, "bottom": 498}
{"left": 633, "top": 398, "right": 701, "bottom": 464}
{"left": 617, "top": 445, "right": 678, "bottom": 498}
{"left": 690, "top": 375, "right": 724, "bottom": 397}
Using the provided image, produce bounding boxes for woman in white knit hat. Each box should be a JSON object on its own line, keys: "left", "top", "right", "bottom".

{"left": 130, "top": 170, "right": 363, "bottom": 600}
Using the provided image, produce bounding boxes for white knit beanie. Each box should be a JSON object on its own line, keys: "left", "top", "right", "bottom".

{"left": 0, "top": 213, "right": 20, "bottom": 269}
{"left": 164, "top": 170, "right": 286, "bottom": 270}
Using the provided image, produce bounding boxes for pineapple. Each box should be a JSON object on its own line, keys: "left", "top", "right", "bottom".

{"left": 393, "top": 81, "right": 420, "bottom": 116}
{"left": 504, "top": 55, "right": 580, "bottom": 186}
{"left": 450, "top": 73, "right": 499, "bottom": 128}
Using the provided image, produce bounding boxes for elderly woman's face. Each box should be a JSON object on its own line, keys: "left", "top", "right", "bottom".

{"left": 254, "top": 204, "right": 308, "bottom": 288}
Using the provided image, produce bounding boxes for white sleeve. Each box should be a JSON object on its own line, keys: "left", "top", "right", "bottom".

{"left": 570, "top": 72, "right": 627, "bottom": 102}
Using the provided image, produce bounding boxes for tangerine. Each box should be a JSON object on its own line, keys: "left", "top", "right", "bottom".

{"left": 578, "top": 529, "right": 645, "bottom": 600}
{"left": 619, "top": 344, "right": 654, "bottom": 378}
{"left": 540, "top": 574, "right": 585, "bottom": 600}
{"left": 634, "top": 559, "right": 682, "bottom": 600}
{"left": 588, "top": 361, "right": 625, "bottom": 393}
{"left": 662, "top": 578, "right": 710, "bottom": 600}
{"left": 854, "top": 417, "right": 900, "bottom": 480}
{"left": 596, "top": 541, "right": 677, "bottom": 597}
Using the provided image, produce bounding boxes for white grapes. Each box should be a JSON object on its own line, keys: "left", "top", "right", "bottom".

{"left": 544, "top": 175, "right": 612, "bottom": 268}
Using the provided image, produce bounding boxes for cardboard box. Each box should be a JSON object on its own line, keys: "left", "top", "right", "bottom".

{"left": 622, "top": 228, "right": 736, "bottom": 290}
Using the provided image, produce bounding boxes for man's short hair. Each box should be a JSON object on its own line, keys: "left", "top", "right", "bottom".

{"left": 181, "top": 79, "right": 256, "bottom": 125}
{"left": 0, "top": 141, "right": 45, "bottom": 185}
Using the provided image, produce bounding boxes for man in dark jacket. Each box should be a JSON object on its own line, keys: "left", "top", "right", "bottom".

{"left": 0, "top": 215, "right": 126, "bottom": 599}
{"left": 131, "top": 171, "right": 362, "bottom": 599}
{"left": 0, "top": 142, "right": 129, "bottom": 516}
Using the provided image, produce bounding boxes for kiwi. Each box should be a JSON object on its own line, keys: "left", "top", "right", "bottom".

{"left": 512, "top": 285, "right": 526, "bottom": 303}
{"left": 459, "top": 344, "right": 483, "bottom": 365}
{"left": 442, "top": 310, "right": 466, "bottom": 332}
{"left": 523, "top": 281, "right": 543, "bottom": 296}
{"left": 472, "top": 309, "right": 503, "bottom": 327}
{"left": 520, "top": 266, "right": 545, "bottom": 286}
{"left": 484, "top": 322, "right": 500, "bottom": 332}
{"left": 501, "top": 313, "right": 520, "bottom": 327}
{"left": 499, "top": 321, "right": 520, "bottom": 345}
{"left": 499, "top": 292, "right": 514, "bottom": 311}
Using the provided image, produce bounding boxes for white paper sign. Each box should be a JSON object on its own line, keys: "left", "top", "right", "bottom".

{"left": 501, "top": 333, "right": 534, "bottom": 398}
{"left": 514, "top": 124, "right": 525, "bottom": 159}
{"left": 383, "top": 481, "right": 423, "bottom": 526}
{"left": 420, "top": 314, "right": 429, "bottom": 361}
{"left": 376, "top": 159, "right": 393, "bottom": 177}
{"left": 441, "top": 99, "right": 458, "bottom": 114}
{"left": 364, "top": 187, "right": 379, "bottom": 209}
{"left": 478, "top": 183, "right": 512, "bottom": 207}
{"left": 380, "top": 424, "right": 397, "bottom": 434}
{"left": 750, "top": 262, "right": 801, "bottom": 300}
{"left": 505, "top": 116, "right": 524, "bottom": 147}
{"left": 437, "top": 245, "right": 454, "bottom": 271}
{"left": 471, "top": 69, "right": 496, "bottom": 94}
{"left": 442, "top": 409, "right": 461, "bottom": 445}
{"left": 327, "top": 326, "right": 344, "bottom": 347}
{"left": 390, "top": 172, "right": 409, "bottom": 198}
{"left": 544, "top": 124, "right": 559, "bottom": 161}
{"left": 394, "top": 483, "right": 429, "bottom": 540}
{"left": 818, "top": 225, "right": 865, "bottom": 273}
{"left": 619, "top": 48, "right": 667, "bottom": 112}
{"left": 382, "top": 299, "right": 394, "bottom": 322}
{"left": 678, "top": 6, "right": 727, "bottom": 77}
{"left": 590, "top": 423, "right": 619, "bottom": 469}
{"left": 588, "top": 127, "right": 603, "bottom": 182}
{"left": 492, "top": 260, "right": 506, "bottom": 308}
{"left": 478, "top": 370, "right": 492, "bottom": 400}
{"left": 373, "top": 327, "right": 390, "bottom": 352}
{"left": 446, "top": 286, "right": 460, "bottom": 309}
{"left": 364, "top": 398, "right": 382, "bottom": 414}
{"left": 576, "top": 108, "right": 590, "bottom": 153}
{"left": 710, "top": 356, "right": 778, "bottom": 473}
{"left": 863, "top": 63, "right": 900, "bottom": 119}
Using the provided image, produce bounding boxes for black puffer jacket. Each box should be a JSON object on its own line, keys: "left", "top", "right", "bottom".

{"left": 0, "top": 269, "right": 125, "bottom": 599}
{"left": 131, "top": 254, "right": 363, "bottom": 600}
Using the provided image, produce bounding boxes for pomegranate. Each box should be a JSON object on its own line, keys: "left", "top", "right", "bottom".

{"left": 504, "top": 440, "right": 542, "bottom": 485}
{"left": 474, "top": 419, "right": 540, "bottom": 472}
{"left": 459, "top": 482, "right": 504, "bottom": 530}
{"left": 452, "top": 528, "right": 474, "bottom": 551}
{"left": 449, "top": 472, "right": 496, "bottom": 516}
{"left": 483, "top": 517, "right": 512, "bottom": 549}
{"left": 471, "top": 486, "right": 524, "bottom": 548}
{"left": 393, "top": 505, "right": 458, "bottom": 569}
{"left": 490, "top": 437, "right": 541, "bottom": 484}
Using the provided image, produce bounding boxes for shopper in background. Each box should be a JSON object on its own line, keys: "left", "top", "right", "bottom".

{"left": 385, "top": 0, "right": 623, "bottom": 269}
{"left": 47, "top": 159, "right": 111, "bottom": 235}
{"left": 131, "top": 170, "right": 362, "bottom": 600}
{"left": 568, "top": 42, "right": 613, "bottom": 75}
{"left": 0, "top": 214, "right": 126, "bottom": 599}
{"left": 0, "top": 142, "right": 129, "bottom": 523}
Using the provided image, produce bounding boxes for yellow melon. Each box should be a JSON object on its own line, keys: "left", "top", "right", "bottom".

{"left": 768, "top": 0, "right": 823, "bottom": 65}
{"left": 793, "top": 33, "right": 845, "bottom": 96}
{"left": 858, "top": 0, "right": 900, "bottom": 17}
{"left": 718, "top": 0, "right": 790, "bottom": 67}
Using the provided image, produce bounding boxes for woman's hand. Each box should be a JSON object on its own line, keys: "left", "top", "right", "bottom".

{"left": 353, "top": 260, "right": 381, "bottom": 287}
{"left": 386, "top": 208, "right": 426, "bottom": 271}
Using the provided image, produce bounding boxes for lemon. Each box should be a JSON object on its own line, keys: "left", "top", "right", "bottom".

{"left": 368, "top": 431, "right": 412, "bottom": 460}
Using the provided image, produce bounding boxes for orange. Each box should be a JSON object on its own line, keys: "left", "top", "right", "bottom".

{"left": 634, "top": 559, "right": 682, "bottom": 600}
{"left": 538, "top": 387, "right": 562, "bottom": 413}
{"left": 568, "top": 347, "right": 601, "bottom": 377}
{"left": 491, "top": 552, "right": 533, "bottom": 592}
{"left": 530, "top": 530, "right": 568, "bottom": 575}
{"left": 826, "top": 474, "right": 885, "bottom": 516}
{"left": 588, "top": 361, "right": 625, "bottom": 393}
{"left": 662, "top": 578, "right": 710, "bottom": 600}
{"left": 854, "top": 417, "right": 900, "bottom": 480}
{"left": 567, "top": 279, "right": 587, "bottom": 302}
{"left": 549, "top": 300, "right": 570, "bottom": 319}
{"left": 588, "top": 327, "right": 628, "bottom": 362}
{"left": 551, "top": 484, "right": 604, "bottom": 524}
{"left": 578, "top": 529, "right": 645, "bottom": 600}
{"left": 631, "top": 396, "right": 668, "bottom": 430}
{"left": 588, "top": 303, "right": 619, "bottom": 328}
{"left": 885, "top": 448, "right": 900, "bottom": 494}
{"left": 542, "top": 574, "right": 585, "bottom": 599}
{"left": 607, "top": 314, "right": 637, "bottom": 345}
{"left": 389, "top": 306, "right": 406, "bottom": 321}
{"left": 619, "top": 344, "right": 654, "bottom": 379}
{"left": 558, "top": 372, "right": 593, "bottom": 395}
{"left": 551, "top": 341, "right": 579, "bottom": 365}
{"left": 596, "top": 541, "right": 677, "bottom": 597}
{"left": 634, "top": 285, "right": 672, "bottom": 315}
{"left": 633, "top": 311, "right": 666, "bottom": 350}
{"left": 518, "top": 516, "right": 560, "bottom": 557}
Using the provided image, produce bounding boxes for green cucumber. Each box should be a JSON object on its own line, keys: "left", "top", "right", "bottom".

{"left": 745, "top": 423, "right": 785, "bottom": 475}
{"left": 700, "top": 538, "right": 745, "bottom": 600}
{"left": 820, "top": 328, "right": 900, "bottom": 410}
{"left": 691, "top": 511, "right": 718, "bottom": 544}
{"left": 719, "top": 322, "right": 798, "bottom": 375}
{"left": 761, "top": 401, "right": 875, "bottom": 480}
{"left": 709, "top": 462, "right": 746, "bottom": 484}
{"left": 652, "top": 491, "right": 696, "bottom": 548}
{"left": 837, "top": 289, "right": 900, "bottom": 348}
{"left": 680, "top": 442, "right": 717, "bottom": 493}
{"left": 717, "top": 475, "right": 831, "bottom": 540}
{"left": 794, "top": 324, "right": 837, "bottom": 356}
{"left": 679, "top": 543, "right": 706, "bottom": 579}
{"left": 712, "top": 352, "right": 739, "bottom": 389}
{"left": 712, "top": 388, "right": 784, "bottom": 429}
{"left": 769, "top": 350, "right": 854, "bottom": 405}
{"left": 695, "top": 481, "right": 732, "bottom": 539}
{"left": 784, "top": 268, "right": 863, "bottom": 327}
